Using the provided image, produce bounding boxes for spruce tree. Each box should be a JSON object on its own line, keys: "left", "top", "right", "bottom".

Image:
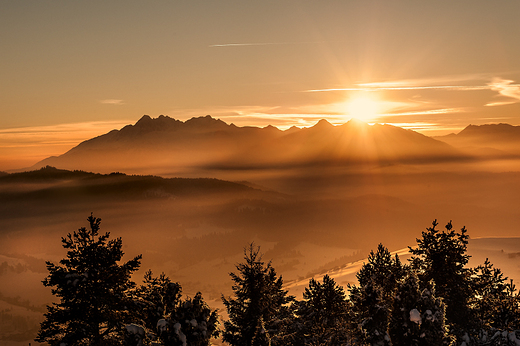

{"left": 409, "top": 220, "right": 473, "bottom": 335}
{"left": 222, "top": 244, "right": 294, "bottom": 346}
{"left": 133, "top": 271, "right": 219, "bottom": 346}
{"left": 356, "top": 243, "right": 405, "bottom": 308}
{"left": 471, "top": 259, "right": 508, "bottom": 332}
{"left": 389, "top": 272, "right": 452, "bottom": 346}
{"left": 418, "top": 281, "right": 453, "bottom": 345}
{"left": 170, "top": 292, "right": 220, "bottom": 346}
{"left": 388, "top": 272, "right": 422, "bottom": 345}
{"left": 347, "top": 244, "right": 404, "bottom": 345}
{"left": 294, "top": 274, "right": 349, "bottom": 345}
{"left": 36, "top": 214, "right": 142, "bottom": 346}
{"left": 348, "top": 279, "right": 391, "bottom": 346}
{"left": 133, "top": 271, "right": 182, "bottom": 337}
{"left": 471, "top": 259, "right": 520, "bottom": 341}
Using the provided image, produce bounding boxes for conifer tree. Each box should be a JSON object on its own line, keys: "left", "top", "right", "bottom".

{"left": 133, "top": 271, "right": 182, "bottom": 337}
{"left": 388, "top": 272, "right": 422, "bottom": 345}
{"left": 494, "top": 280, "right": 520, "bottom": 331}
{"left": 471, "top": 259, "right": 520, "bottom": 336}
{"left": 347, "top": 244, "right": 404, "bottom": 345}
{"left": 356, "top": 243, "right": 405, "bottom": 309}
{"left": 389, "top": 272, "right": 452, "bottom": 346}
{"left": 409, "top": 220, "right": 473, "bottom": 334}
{"left": 294, "top": 275, "right": 349, "bottom": 345}
{"left": 222, "top": 244, "right": 294, "bottom": 346}
{"left": 133, "top": 271, "right": 219, "bottom": 346}
{"left": 171, "top": 292, "right": 220, "bottom": 346}
{"left": 36, "top": 214, "right": 142, "bottom": 346}
{"left": 348, "top": 279, "right": 391, "bottom": 346}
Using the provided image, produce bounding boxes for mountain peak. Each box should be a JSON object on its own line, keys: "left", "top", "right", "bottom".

{"left": 184, "top": 115, "right": 229, "bottom": 131}
{"left": 131, "top": 115, "right": 181, "bottom": 133}
{"left": 136, "top": 114, "right": 153, "bottom": 124}
{"left": 263, "top": 124, "right": 280, "bottom": 132}
{"left": 312, "top": 119, "right": 334, "bottom": 129}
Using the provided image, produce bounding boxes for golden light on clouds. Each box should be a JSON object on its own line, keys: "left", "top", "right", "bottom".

{"left": 0, "top": 120, "right": 133, "bottom": 171}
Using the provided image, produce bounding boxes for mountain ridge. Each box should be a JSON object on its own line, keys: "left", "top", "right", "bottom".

{"left": 31, "top": 115, "right": 467, "bottom": 174}
{"left": 435, "top": 123, "right": 520, "bottom": 157}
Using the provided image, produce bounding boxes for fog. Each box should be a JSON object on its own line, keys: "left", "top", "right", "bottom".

{"left": 2, "top": 119, "right": 520, "bottom": 343}
{"left": 2, "top": 162, "right": 520, "bottom": 341}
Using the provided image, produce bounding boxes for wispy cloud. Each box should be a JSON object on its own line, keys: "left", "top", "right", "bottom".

{"left": 209, "top": 41, "right": 342, "bottom": 48}
{"left": 100, "top": 99, "right": 125, "bottom": 105}
{"left": 0, "top": 119, "right": 135, "bottom": 170}
{"left": 0, "top": 120, "right": 133, "bottom": 148}
{"left": 385, "top": 108, "right": 466, "bottom": 116}
{"left": 210, "top": 42, "right": 287, "bottom": 47}
{"left": 356, "top": 73, "right": 492, "bottom": 87}
{"left": 305, "top": 85, "right": 489, "bottom": 92}
{"left": 485, "top": 101, "right": 517, "bottom": 107}
{"left": 486, "top": 78, "right": 520, "bottom": 106}
{"left": 303, "top": 74, "right": 505, "bottom": 93}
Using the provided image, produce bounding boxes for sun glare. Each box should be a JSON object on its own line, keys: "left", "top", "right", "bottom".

{"left": 344, "top": 96, "right": 381, "bottom": 122}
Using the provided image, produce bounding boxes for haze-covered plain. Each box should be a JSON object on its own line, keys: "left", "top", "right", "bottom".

{"left": 1, "top": 117, "right": 520, "bottom": 344}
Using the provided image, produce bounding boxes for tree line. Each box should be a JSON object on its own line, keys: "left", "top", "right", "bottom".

{"left": 36, "top": 215, "right": 520, "bottom": 345}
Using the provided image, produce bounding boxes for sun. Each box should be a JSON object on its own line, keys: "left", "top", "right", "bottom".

{"left": 344, "top": 95, "right": 381, "bottom": 122}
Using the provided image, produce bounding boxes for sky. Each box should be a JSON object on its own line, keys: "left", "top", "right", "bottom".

{"left": 2, "top": 0, "right": 520, "bottom": 170}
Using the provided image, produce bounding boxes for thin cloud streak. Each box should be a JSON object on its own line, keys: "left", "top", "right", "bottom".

{"left": 100, "top": 99, "right": 125, "bottom": 105}
{"left": 486, "top": 78, "right": 520, "bottom": 106}
{"left": 0, "top": 119, "right": 136, "bottom": 170}
{"left": 0, "top": 120, "right": 133, "bottom": 148}
{"left": 384, "top": 108, "right": 466, "bottom": 117}
{"left": 303, "top": 75, "right": 519, "bottom": 96}
{"left": 304, "top": 85, "right": 489, "bottom": 92}
{"left": 485, "top": 101, "right": 517, "bottom": 107}
{"left": 209, "top": 41, "right": 343, "bottom": 48}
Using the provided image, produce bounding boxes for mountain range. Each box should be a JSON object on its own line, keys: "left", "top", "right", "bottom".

{"left": 435, "top": 123, "right": 520, "bottom": 157}
{"left": 31, "top": 115, "right": 472, "bottom": 175}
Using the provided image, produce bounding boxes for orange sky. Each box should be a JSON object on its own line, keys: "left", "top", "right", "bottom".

{"left": 2, "top": 1, "right": 520, "bottom": 170}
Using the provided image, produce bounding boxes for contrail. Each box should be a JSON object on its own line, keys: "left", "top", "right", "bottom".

{"left": 209, "top": 41, "right": 345, "bottom": 48}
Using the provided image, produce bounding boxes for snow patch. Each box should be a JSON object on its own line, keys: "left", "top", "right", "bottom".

{"left": 126, "top": 324, "right": 145, "bottom": 336}
{"left": 409, "top": 309, "right": 421, "bottom": 324}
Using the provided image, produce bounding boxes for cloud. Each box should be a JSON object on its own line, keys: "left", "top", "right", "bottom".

{"left": 100, "top": 99, "right": 125, "bottom": 105}
{"left": 305, "top": 84, "right": 489, "bottom": 93}
{"left": 0, "top": 119, "right": 135, "bottom": 170}
{"left": 303, "top": 74, "right": 500, "bottom": 93}
{"left": 0, "top": 120, "right": 133, "bottom": 148}
{"left": 383, "top": 108, "right": 466, "bottom": 117}
{"left": 485, "top": 101, "right": 518, "bottom": 107}
{"left": 209, "top": 40, "right": 343, "bottom": 48}
{"left": 209, "top": 42, "right": 285, "bottom": 47}
{"left": 486, "top": 78, "right": 520, "bottom": 106}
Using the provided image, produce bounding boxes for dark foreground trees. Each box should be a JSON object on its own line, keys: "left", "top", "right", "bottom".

{"left": 409, "top": 220, "right": 473, "bottom": 335}
{"left": 36, "top": 214, "right": 219, "bottom": 346}
{"left": 37, "top": 216, "right": 520, "bottom": 345}
{"left": 132, "top": 271, "right": 220, "bottom": 346}
{"left": 222, "top": 243, "right": 295, "bottom": 346}
{"left": 293, "top": 274, "right": 350, "bottom": 345}
{"left": 36, "top": 214, "right": 142, "bottom": 345}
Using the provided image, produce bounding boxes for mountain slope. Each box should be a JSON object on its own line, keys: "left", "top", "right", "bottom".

{"left": 32, "top": 115, "right": 465, "bottom": 174}
{"left": 436, "top": 123, "right": 520, "bottom": 157}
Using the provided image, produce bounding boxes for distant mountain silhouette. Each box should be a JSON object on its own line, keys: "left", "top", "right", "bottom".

{"left": 436, "top": 123, "right": 520, "bottom": 157}
{"left": 31, "top": 115, "right": 466, "bottom": 174}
